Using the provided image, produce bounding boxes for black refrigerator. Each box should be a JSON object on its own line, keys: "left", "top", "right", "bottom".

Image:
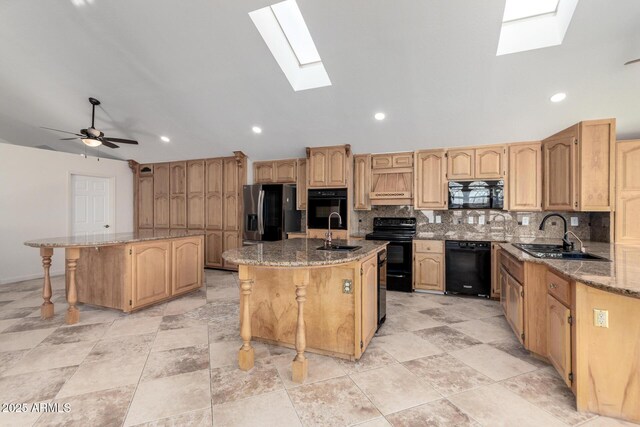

{"left": 243, "top": 184, "right": 301, "bottom": 244}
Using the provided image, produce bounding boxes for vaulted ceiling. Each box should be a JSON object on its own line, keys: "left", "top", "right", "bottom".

{"left": 1, "top": 0, "right": 639, "bottom": 163}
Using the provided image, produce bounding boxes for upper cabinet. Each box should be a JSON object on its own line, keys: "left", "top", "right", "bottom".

{"left": 414, "top": 150, "right": 447, "bottom": 209}
{"left": 276, "top": 160, "right": 297, "bottom": 182}
{"left": 353, "top": 154, "right": 372, "bottom": 210}
{"left": 153, "top": 163, "right": 170, "bottom": 229}
{"left": 307, "top": 145, "right": 351, "bottom": 188}
{"left": 253, "top": 159, "right": 298, "bottom": 184}
{"left": 447, "top": 146, "right": 504, "bottom": 181}
{"left": 254, "top": 161, "right": 275, "bottom": 183}
{"left": 296, "top": 158, "right": 307, "bottom": 210}
{"left": 169, "top": 162, "right": 187, "bottom": 228}
{"left": 543, "top": 119, "right": 615, "bottom": 212}
{"left": 616, "top": 139, "right": 640, "bottom": 244}
{"left": 205, "top": 158, "right": 223, "bottom": 230}
{"left": 370, "top": 152, "right": 413, "bottom": 205}
{"left": 508, "top": 142, "right": 542, "bottom": 211}
{"left": 447, "top": 149, "right": 475, "bottom": 180}
{"left": 187, "top": 160, "right": 205, "bottom": 229}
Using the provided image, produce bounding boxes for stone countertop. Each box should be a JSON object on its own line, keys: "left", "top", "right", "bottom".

{"left": 223, "top": 238, "right": 388, "bottom": 268}
{"left": 500, "top": 241, "right": 640, "bottom": 299}
{"left": 24, "top": 229, "right": 205, "bottom": 248}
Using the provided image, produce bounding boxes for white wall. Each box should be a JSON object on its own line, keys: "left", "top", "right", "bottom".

{"left": 0, "top": 143, "right": 134, "bottom": 284}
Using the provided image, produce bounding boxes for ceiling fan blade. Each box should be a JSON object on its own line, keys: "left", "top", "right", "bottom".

{"left": 60, "top": 137, "right": 80, "bottom": 140}
{"left": 41, "top": 126, "right": 83, "bottom": 137}
{"left": 103, "top": 137, "right": 139, "bottom": 145}
{"left": 99, "top": 138, "right": 119, "bottom": 149}
{"left": 624, "top": 58, "right": 640, "bottom": 65}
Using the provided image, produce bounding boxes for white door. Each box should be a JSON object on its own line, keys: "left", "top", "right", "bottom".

{"left": 71, "top": 175, "right": 112, "bottom": 235}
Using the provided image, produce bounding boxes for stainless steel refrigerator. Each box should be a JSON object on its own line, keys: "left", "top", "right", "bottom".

{"left": 243, "top": 184, "right": 301, "bottom": 244}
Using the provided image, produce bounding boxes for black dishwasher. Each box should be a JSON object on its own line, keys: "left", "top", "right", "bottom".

{"left": 445, "top": 241, "right": 491, "bottom": 297}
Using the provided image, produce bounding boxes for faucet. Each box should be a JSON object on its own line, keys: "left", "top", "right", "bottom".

{"left": 564, "top": 230, "right": 585, "bottom": 253}
{"left": 539, "top": 213, "right": 574, "bottom": 251}
{"left": 325, "top": 212, "right": 342, "bottom": 247}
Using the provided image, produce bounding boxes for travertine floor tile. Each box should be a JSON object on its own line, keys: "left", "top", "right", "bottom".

{"left": 353, "top": 417, "right": 392, "bottom": 427}
{"left": 275, "top": 352, "right": 346, "bottom": 389}
{"left": 210, "top": 360, "right": 283, "bottom": 405}
{"left": 163, "top": 294, "right": 206, "bottom": 316}
{"left": 335, "top": 344, "right": 396, "bottom": 374}
{"left": 373, "top": 331, "right": 444, "bottom": 362}
{"left": 3, "top": 315, "right": 65, "bottom": 333}
{"left": 152, "top": 324, "right": 208, "bottom": 352}
{"left": 488, "top": 338, "right": 550, "bottom": 369}
{"left": 0, "top": 366, "right": 77, "bottom": 403}
{"left": 3, "top": 341, "right": 96, "bottom": 376}
{"left": 142, "top": 344, "right": 209, "bottom": 381}
{"left": 212, "top": 390, "right": 301, "bottom": 427}
{"left": 0, "top": 327, "right": 57, "bottom": 352}
{"left": 419, "top": 307, "right": 474, "bottom": 324}
{"left": 0, "top": 318, "right": 19, "bottom": 333}
{"left": 449, "top": 317, "right": 516, "bottom": 343}
{"left": 104, "top": 316, "right": 162, "bottom": 339}
{"left": 0, "top": 349, "right": 28, "bottom": 375}
{"left": 350, "top": 364, "right": 441, "bottom": 415}
{"left": 130, "top": 408, "right": 212, "bottom": 427}
{"left": 41, "top": 323, "right": 110, "bottom": 345}
{"left": 579, "top": 416, "right": 640, "bottom": 426}
{"left": 386, "top": 398, "right": 480, "bottom": 427}
{"left": 413, "top": 325, "right": 482, "bottom": 352}
{"left": 209, "top": 339, "right": 269, "bottom": 369}
{"left": 450, "top": 344, "right": 537, "bottom": 381}
{"left": 85, "top": 333, "right": 155, "bottom": 363}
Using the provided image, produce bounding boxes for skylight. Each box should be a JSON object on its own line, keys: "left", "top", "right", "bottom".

{"left": 497, "top": 0, "right": 579, "bottom": 56}
{"left": 250, "top": 0, "right": 331, "bottom": 91}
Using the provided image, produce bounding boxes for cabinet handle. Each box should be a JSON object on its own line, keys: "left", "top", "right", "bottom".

{"left": 549, "top": 283, "right": 557, "bottom": 289}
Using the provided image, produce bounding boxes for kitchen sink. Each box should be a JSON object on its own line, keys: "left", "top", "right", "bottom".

{"left": 317, "top": 245, "right": 362, "bottom": 252}
{"left": 513, "top": 243, "right": 609, "bottom": 261}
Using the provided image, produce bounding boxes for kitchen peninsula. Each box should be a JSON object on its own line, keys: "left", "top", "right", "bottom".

{"left": 223, "top": 238, "right": 387, "bottom": 383}
{"left": 24, "top": 230, "right": 204, "bottom": 324}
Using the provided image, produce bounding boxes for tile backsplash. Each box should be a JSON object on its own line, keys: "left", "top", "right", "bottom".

{"left": 350, "top": 206, "right": 608, "bottom": 241}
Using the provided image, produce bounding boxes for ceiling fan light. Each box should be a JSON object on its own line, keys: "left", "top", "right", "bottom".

{"left": 82, "top": 138, "right": 102, "bottom": 147}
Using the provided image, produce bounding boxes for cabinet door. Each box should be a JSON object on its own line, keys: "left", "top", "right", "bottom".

{"left": 223, "top": 194, "right": 239, "bottom": 231}
{"left": 170, "top": 195, "right": 187, "bottom": 228}
{"left": 392, "top": 153, "right": 413, "bottom": 168}
{"left": 308, "top": 148, "right": 328, "bottom": 187}
{"left": 153, "top": 163, "right": 170, "bottom": 228}
{"left": 490, "top": 244, "right": 500, "bottom": 298}
{"left": 205, "top": 159, "right": 223, "bottom": 230}
{"left": 131, "top": 241, "right": 171, "bottom": 308}
{"left": 475, "top": 146, "right": 504, "bottom": 179}
{"left": 223, "top": 158, "right": 239, "bottom": 231}
{"left": 187, "top": 194, "right": 205, "bottom": 229}
{"left": 414, "top": 150, "right": 447, "bottom": 209}
{"left": 187, "top": 161, "right": 205, "bottom": 229}
{"left": 499, "top": 266, "right": 508, "bottom": 313}
{"left": 296, "top": 158, "right": 307, "bottom": 210}
{"left": 547, "top": 294, "right": 572, "bottom": 387}
{"left": 187, "top": 161, "right": 205, "bottom": 194}
{"left": 327, "top": 147, "right": 347, "bottom": 186}
{"left": 138, "top": 176, "right": 154, "bottom": 228}
{"left": 223, "top": 231, "right": 240, "bottom": 270}
{"left": 172, "top": 238, "right": 202, "bottom": 295}
{"left": 275, "top": 160, "right": 297, "bottom": 183}
{"left": 205, "top": 230, "right": 223, "bottom": 267}
{"left": 413, "top": 253, "right": 444, "bottom": 291}
{"left": 254, "top": 162, "right": 274, "bottom": 183}
{"left": 543, "top": 137, "right": 576, "bottom": 211}
{"left": 170, "top": 162, "right": 187, "bottom": 228}
{"left": 372, "top": 155, "right": 393, "bottom": 169}
{"left": 361, "top": 254, "right": 378, "bottom": 350}
{"left": 353, "top": 155, "right": 371, "bottom": 210}
{"left": 615, "top": 140, "right": 640, "bottom": 244}
{"left": 509, "top": 143, "right": 542, "bottom": 211}
{"left": 506, "top": 276, "right": 524, "bottom": 344}
{"left": 447, "top": 149, "right": 474, "bottom": 180}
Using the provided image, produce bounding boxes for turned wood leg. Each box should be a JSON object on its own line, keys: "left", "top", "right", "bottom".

{"left": 40, "top": 247, "right": 54, "bottom": 319}
{"left": 64, "top": 248, "right": 81, "bottom": 325}
{"left": 292, "top": 269, "right": 309, "bottom": 383}
{"left": 238, "top": 266, "right": 255, "bottom": 371}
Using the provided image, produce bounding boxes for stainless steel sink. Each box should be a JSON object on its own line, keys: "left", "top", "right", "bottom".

{"left": 317, "top": 245, "right": 362, "bottom": 252}
{"left": 513, "top": 243, "right": 609, "bottom": 261}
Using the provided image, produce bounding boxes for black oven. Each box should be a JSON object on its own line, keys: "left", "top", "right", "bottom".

{"left": 448, "top": 180, "right": 504, "bottom": 209}
{"left": 307, "top": 189, "right": 348, "bottom": 230}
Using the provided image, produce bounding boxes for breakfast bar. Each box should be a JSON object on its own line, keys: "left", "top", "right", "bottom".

{"left": 223, "top": 238, "right": 387, "bottom": 383}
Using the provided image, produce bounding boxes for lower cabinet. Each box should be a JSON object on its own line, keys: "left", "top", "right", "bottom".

{"left": 413, "top": 240, "right": 444, "bottom": 291}
{"left": 223, "top": 231, "right": 240, "bottom": 270}
{"left": 172, "top": 238, "right": 203, "bottom": 295}
{"left": 505, "top": 275, "right": 524, "bottom": 344}
{"left": 360, "top": 254, "right": 378, "bottom": 350}
{"left": 547, "top": 294, "right": 572, "bottom": 387}
{"left": 205, "top": 231, "right": 223, "bottom": 267}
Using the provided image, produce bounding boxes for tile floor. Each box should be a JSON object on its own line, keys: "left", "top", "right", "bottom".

{"left": 0, "top": 270, "right": 637, "bottom": 427}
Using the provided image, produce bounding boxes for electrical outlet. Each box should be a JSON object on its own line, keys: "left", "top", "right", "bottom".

{"left": 522, "top": 216, "right": 529, "bottom": 226}
{"left": 435, "top": 215, "right": 441, "bottom": 224}
{"left": 478, "top": 215, "right": 485, "bottom": 225}
{"left": 468, "top": 217, "right": 474, "bottom": 224}
{"left": 594, "top": 309, "right": 609, "bottom": 328}
{"left": 343, "top": 280, "right": 352, "bottom": 294}
{"left": 571, "top": 217, "right": 579, "bottom": 226}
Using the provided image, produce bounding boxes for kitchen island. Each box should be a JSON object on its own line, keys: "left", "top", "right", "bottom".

{"left": 24, "top": 230, "right": 204, "bottom": 325}
{"left": 223, "top": 238, "right": 387, "bottom": 383}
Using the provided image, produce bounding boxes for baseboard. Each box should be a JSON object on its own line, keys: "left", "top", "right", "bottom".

{"left": 0, "top": 270, "right": 65, "bottom": 285}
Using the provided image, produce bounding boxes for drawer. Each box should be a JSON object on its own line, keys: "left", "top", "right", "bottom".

{"left": 547, "top": 269, "right": 571, "bottom": 307}
{"left": 500, "top": 251, "right": 524, "bottom": 284}
{"left": 371, "top": 155, "right": 393, "bottom": 169}
{"left": 392, "top": 153, "right": 413, "bottom": 168}
{"left": 413, "top": 240, "right": 444, "bottom": 254}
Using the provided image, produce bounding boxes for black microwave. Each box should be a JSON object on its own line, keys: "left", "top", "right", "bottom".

{"left": 448, "top": 180, "right": 504, "bottom": 209}
{"left": 307, "top": 188, "right": 348, "bottom": 229}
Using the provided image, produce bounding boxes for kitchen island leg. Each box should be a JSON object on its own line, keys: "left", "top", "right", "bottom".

{"left": 40, "top": 247, "right": 54, "bottom": 319}
{"left": 64, "top": 248, "right": 80, "bottom": 325}
{"left": 292, "top": 269, "right": 309, "bottom": 383}
{"left": 238, "top": 266, "right": 255, "bottom": 371}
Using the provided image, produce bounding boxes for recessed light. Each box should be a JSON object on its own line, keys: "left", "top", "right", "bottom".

{"left": 374, "top": 112, "right": 386, "bottom": 121}
{"left": 550, "top": 92, "right": 567, "bottom": 103}
{"left": 160, "top": 136, "right": 170, "bottom": 143}
{"left": 252, "top": 126, "right": 263, "bottom": 134}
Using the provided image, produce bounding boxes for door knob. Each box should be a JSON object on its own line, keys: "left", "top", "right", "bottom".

{"left": 104, "top": 225, "right": 110, "bottom": 228}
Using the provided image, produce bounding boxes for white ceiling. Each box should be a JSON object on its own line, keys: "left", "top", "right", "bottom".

{"left": 0, "top": 0, "right": 639, "bottom": 163}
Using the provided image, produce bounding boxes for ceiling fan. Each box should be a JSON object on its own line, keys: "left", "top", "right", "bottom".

{"left": 42, "top": 97, "right": 139, "bottom": 149}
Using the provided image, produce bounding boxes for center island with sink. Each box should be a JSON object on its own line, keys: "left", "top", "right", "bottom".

{"left": 222, "top": 238, "right": 388, "bottom": 383}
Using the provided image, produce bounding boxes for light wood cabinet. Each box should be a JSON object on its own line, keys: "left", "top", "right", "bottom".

{"left": 296, "top": 158, "right": 307, "bottom": 210}
{"left": 276, "top": 160, "right": 297, "bottom": 182}
{"left": 543, "top": 119, "right": 615, "bottom": 212}
{"left": 447, "top": 149, "right": 475, "bottom": 180}
{"left": 205, "top": 158, "right": 223, "bottom": 230}
{"left": 475, "top": 146, "right": 504, "bottom": 179}
{"left": 353, "top": 154, "right": 371, "bottom": 210}
{"left": 153, "top": 163, "right": 170, "bottom": 228}
{"left": 413, "top": 240, "right": 444, "bottom": 292}
{"left": 506, "top": 274, "right": 524, "bottom": 344}
{"left": 491, "top": 243, "right": 501, "bottom": 298}
{"left": 547, "top": 294, "right": 572, "bottom": 387}
{"left": 307, "top": 145, "right": 350, "bottom": 188}
{"left": 360, "top": 254, "right": 378, "bottom": 350}
{"left": 414, "top": 150, "right": 447, "bottom": 209}
{"left": 138, "top": 175, "right": 154, "bottom": 229}
{"left": 254, "top": 161, "right": 275, "bottom": 183}
{"left": 172, "top": 238, "right": 203, "bottom": 295}
{"left": 205, "top": 230, "right": 223, "bottom": 267}
{"left": 508, "top": 142, "right": 542, "bottom": 211}
{"left": 253, "top": 159, "right": 298, "bottom": 184}
{"left": 131, "top": 240, "right": 172, "bottom": 308}
{"left": 169, "top": 162, "right": 187, "bottom": 228}
{"left": 223, "top": 231, "right": 240, "bottom": 269}
{"left": 223, "top": 158, "right": 239, "bottom": 231}
{"left": 616, "top": 139, "right": 640, "bottom": 244}
{"left": 370, "top": 152, "right": 413, "bottom": 205}
{"left": 499, "top": 266, "right": 508, "bottom": 312}
{"left": 186, "top": 161, "right": 205, "bottom": 229}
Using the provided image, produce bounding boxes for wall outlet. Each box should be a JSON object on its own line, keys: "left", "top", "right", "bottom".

{"left": 343, "top": 280, "right": 352, "bottom": 294}
{"left": 593, "top": 309, "right": 609, "bottom": 328}
{"left": 571, "top": 217, "right": 579, "bottom": 226}
{"left": 478, "top": 215, "right": 485, "bottom": 225}
{"left": 435, "top": 215, "right": 442, "bottom": 224}
{"left": 468, "top": 217, "right": 474, "bottom": 224}
{"left": 522, "top": 216, "right": 530, "bottom": 226}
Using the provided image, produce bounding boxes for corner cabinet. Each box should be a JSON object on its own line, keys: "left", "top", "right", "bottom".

{"left": 508, "top": 142, "right": 542, "bottom": 211}
{"left": 543, "top": 119, "right": 615, "bottom": 212}
{"left": 307, "top": 145, "right": 351, "bottom": 188}
{"left": 414, "top": 150, "right": 447, "bottom": 209}
{"left": 353, "top": 154, "right": 372, "bottom": 210}
{"left": 413, "top": 240, "right": 444, "bottom": 292}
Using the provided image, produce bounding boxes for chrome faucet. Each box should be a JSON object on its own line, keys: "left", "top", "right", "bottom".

{"left": 325, "top": 212, "right": 343, "bottom": 247}
{"left": 564, "top": 230, "right": 585, "bottom": 253}
{"left": 539, "top": 213, "right": 573, "bottom": 251}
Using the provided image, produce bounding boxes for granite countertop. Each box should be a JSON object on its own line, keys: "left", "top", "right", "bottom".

{"left": 24, "top": 229, "right": 205, "bottom": 248}
{"left": 500, "top": 241, "right": 640, "bottom": 299}
{"left": 223, "top": 238, "right": 388, "bottom": 267}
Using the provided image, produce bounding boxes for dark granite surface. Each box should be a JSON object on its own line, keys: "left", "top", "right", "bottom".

{"left": 223, "top": 238, "right": 387, "bottom": 267}
{"left": 24, "top": 229, "right": 204, "bottom": 248}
